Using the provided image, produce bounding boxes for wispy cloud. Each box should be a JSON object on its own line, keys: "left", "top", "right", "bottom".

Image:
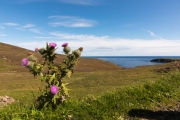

{"left": 49, "top": 31, "right": 97, "bottom": 39}
{"left": 14, "top": 38, "right": 180, "bottom": 56}
{"left": 15, "top": 24, "right": 43, "bottom": 34}
{"left": 15, "top": 24, "right": 35, "bottom": 30}
{"left": 16, "top": 32, "right": 180, "bottom": 56}
{"left": 48, "top": 15, "right": 97, "bottom": 27}
{"left": 22, "top": 24, "right": 35, "bottom": 28}
{"left": 29, "top": 28, "right": 44, "bottom": 34}
{"left": 1, "top": 22, "right": 19, "bottom": 26}
{"left": 143, "top": 29, "right": 162, "bottom": 39}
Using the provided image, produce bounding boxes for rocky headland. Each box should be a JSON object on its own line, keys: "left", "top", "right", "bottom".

{"left": 150, "top": 58, "right": 177, "bottom": 63}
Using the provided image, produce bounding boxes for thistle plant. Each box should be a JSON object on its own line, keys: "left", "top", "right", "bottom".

{"left": 21, "top": 42, "right": 83, "bottom": 108}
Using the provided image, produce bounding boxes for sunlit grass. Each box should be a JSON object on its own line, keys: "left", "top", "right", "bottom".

{"left": 1, "top": 72, "right": 180, "bottom": 119}
{"left": 0, "top": 65, "right": 160, "bottom": 101}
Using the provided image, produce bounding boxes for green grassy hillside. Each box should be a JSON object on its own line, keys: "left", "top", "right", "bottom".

{"left": 1, "top": 42, "right": 180, "bottom": 119}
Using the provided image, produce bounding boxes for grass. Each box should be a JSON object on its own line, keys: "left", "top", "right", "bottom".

{"left": 1, "top": 72, "right": 180, "bottom": 119}
{"left": 1, "top": 42, "right": 180, "bottom": 119}
{"left": 0, "top": 66, "right": 160, "bottom": 100}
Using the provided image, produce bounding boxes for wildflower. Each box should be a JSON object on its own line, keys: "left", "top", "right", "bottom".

{"left": 62, "top": 43, "right": 71, "bottom": 54}
{"left": 62, "top": 43, "right": 68, "bottom": 47}
{"left": 50, "top": 85, "right": 59, "bottom": 94}
{"left": 35, "top": 48, "right": 39, "bottom": 52}
{"left": 49, "top": 42, "right": 57, "bottom": 48}
{"left": 22, "top": 58, "right": 28, "bottom": 67}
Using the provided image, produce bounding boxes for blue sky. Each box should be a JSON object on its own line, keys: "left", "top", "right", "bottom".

{"left": 0, "top": 0, "right": 180, "bottom": 56}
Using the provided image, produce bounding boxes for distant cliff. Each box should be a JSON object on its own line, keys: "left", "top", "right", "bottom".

{"left": 150, "top": 58, "right": 176, "bottom": 63}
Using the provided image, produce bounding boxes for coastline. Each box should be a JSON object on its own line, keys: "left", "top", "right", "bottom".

{"left": 83, "top": 56, "right": 180, "bottom": 68}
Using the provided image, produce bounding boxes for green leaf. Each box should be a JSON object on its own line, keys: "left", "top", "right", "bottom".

{"left": 61, "top": 83, "right": 69, "bottom": 96}
{"left": 52, "top": 97, "right": 56, "bottom": 104}
{"left": 43, "top": 101, "right": 49, "bottom": 108}
{"left": 49, "top": 73, "right": 55, "bottom": 83}
{"left": 67, "top": 71, "right": 72, "bottom": 78}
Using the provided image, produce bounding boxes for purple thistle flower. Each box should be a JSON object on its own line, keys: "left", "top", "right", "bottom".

{"left": 35, "top": 48, "right": 39, "bottom": 52}
{"left": 62, "top": 43, "right": 68, "bottom": 47}
{"left": 21, "top": 58, "right": 28, "bottom": 67}
{"left": 50, "top": 85, "right": 59, "bottom": 94}
{"left": 49, "top": 42, "right": 57, "bottom": 48}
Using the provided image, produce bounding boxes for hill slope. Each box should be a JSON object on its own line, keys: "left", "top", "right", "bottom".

{"left": 0, "top": 42, "right": 121, "bottom": 72}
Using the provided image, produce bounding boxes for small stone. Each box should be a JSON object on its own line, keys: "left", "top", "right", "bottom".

{"left": 0, "top": 96, "right": 15, "bottom": 107}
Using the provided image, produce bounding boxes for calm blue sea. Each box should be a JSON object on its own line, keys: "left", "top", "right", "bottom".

{"left": 83, "top": 56, "right": 180, "bottom": 68}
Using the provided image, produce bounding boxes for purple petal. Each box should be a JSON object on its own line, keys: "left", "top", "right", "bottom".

{"left": 50, "top": 85, "right": 59, "bottom": 94}
{"left": 35, "top": 48, "right": 39, "bottom": 52}
{"left": 62, "top": 43, "right": 68, "bottom": 47}
{"left": 49, "top": 42, "right": 57, "bottom": 48}
{"left": 22, "top": 58, "right": 28, "bottom": 67}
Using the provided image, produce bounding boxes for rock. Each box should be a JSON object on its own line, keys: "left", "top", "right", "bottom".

{"left": 0, "top": 96, "right": 15, "bottom": 107}
{"left": 150, "top": 58, "right": 176, "bottom": 63}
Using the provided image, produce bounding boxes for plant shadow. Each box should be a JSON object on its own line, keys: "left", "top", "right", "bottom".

{"left": 128, "top": 109, "right": 180, "bottom": 120}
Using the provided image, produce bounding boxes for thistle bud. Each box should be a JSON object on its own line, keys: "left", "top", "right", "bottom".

{"left": 27, "top": 61, "right": 34, "bottom": 69}
{"left": 28, "top": 55, "right": 37, "bottom": 62}
{"left": 78, "top": 47, "right": 83, "bottom": 52}
{"left": 63, "top": 46, "right": 71, "bottom": 54}
{"left": 74, "top": 50, "right": 81, "bottom": 57}
{"left": 38, "top": 48, "right": 45, "bottom": 54}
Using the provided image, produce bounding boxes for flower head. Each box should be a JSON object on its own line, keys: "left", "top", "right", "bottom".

{"left": 50, "top": 85, "right": 59, "bottom": 94}
{"left": 22, "top": 58, "right": 28, "bottom": 67}
{"left": 63, "top": 46, "right": 71, "bottom": 54}
{"left": 62, "top": 43, "right": 68, "bottom": 47}
{"left": 78, "top": 47, "right": 83, "bottom": 52}
{"left": 49, "top": 42, "right": 57, "bottom": 48}
{"left": 35, "top": 48, "right": 39, "bottom": 52}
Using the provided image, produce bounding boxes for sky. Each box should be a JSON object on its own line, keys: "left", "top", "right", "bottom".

{"left": 0, "top": 0, "right": 180, "bottom": 56}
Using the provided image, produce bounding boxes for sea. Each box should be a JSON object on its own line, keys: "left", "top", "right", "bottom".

{"left": 82, "top": 56, "right": 180, "bottom": 68}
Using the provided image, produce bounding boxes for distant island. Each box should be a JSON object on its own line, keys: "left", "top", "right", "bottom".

{"left": 150, "top": 58, "right": 176, "bottom": 63}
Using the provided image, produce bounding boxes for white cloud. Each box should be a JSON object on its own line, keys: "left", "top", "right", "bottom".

{"left": 48, "top": 15, "right": 97, "bottom": 27}
{"left": 15, "top": 24, "right": 35, "bottom": 31}
{"left": 2, "top": 23, "right": 19, "bottom": 26}
{"left": 29, "top": 28, "right": 44, "bottom": 34}
{"left": 12, "top": 32, "right": 180, "bottom": 56}
{"left": 143, "top": 29, "right": 162, "bottom": 39}
{"left": 22, "top": 24, "right": 35, "bottom": 28}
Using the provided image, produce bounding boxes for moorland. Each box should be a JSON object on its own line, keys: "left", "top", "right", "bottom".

{"left": 1, "top": 42, "right": 180, "bottom": 119}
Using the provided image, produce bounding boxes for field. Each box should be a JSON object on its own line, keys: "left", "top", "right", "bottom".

{"left": 1, "top": 42, "right": 180, "bottom": 119}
